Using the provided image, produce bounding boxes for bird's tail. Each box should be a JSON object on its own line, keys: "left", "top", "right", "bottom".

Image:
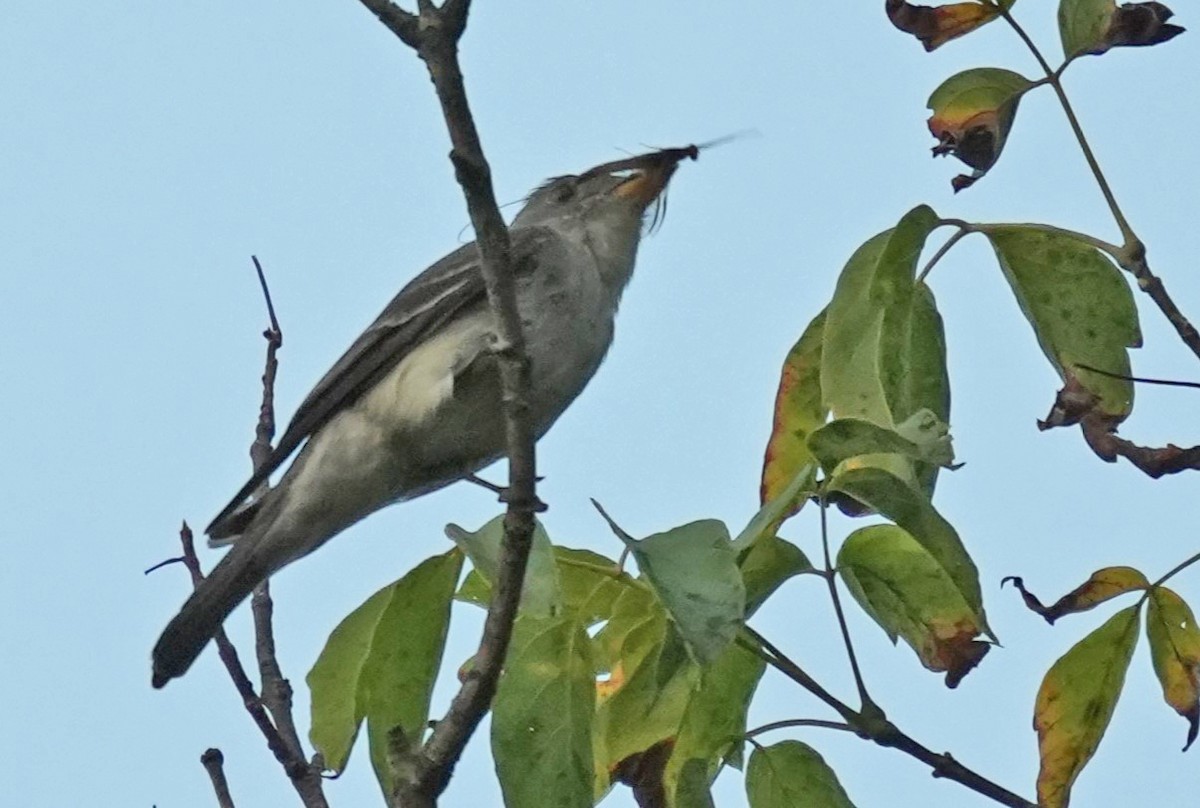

{"left": 151, "top": 539, "right": 267, "bottom": 688}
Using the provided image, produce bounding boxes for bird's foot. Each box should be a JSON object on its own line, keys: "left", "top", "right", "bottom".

{"left": 466, "top": 474, "right": 548, "bottom": 512}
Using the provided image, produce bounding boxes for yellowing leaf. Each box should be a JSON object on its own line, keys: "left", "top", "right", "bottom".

{"left": 828, "top": 466, "right": 993, "bottom": 641}
{"left": 839, "top": 525, "right": 990, "bottom": 687}
{"left": 1059, "top": 0, "right": 1185, "bottom": 59}
{"left": 1146, "top": 587, "right": 1200, "bottom": 750}
{"left": 1003, "top": 566, "right": 1149, "bottom": 624}
{"left": 927, "top": 67, "right": 1034, "bottom": 191}
{"left": 886, "top": 0, "right": 1011, "bottom": 50}
{"left": 986, "top": 227, "right": 1141, "bottom": 423}
{"left": 1035, "top": 605, "right": 1140, "bottom": 808}
{"left": 760, "top": 308, "right": 827, "bottom": 514}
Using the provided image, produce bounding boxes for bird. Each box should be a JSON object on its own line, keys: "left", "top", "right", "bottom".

{"left": 151, "top": 145, "right": 698, "bottom": 687}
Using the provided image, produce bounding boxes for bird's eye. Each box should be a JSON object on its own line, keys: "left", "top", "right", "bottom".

{"left": 555, "top": 182, "right": 577, "bottom": 203}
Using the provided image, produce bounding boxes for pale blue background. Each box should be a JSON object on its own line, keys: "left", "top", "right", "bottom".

{"left": 4, "top": 2, "right": 1198, "bottom": 806}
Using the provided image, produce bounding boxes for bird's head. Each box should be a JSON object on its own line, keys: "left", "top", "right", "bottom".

{"left": 512, "top": 145, "right": 698, "bottom": 234}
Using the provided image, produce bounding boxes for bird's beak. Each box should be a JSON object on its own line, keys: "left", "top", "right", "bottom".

{"left": 588, "top": 145, "right": 699, "bottom": 208}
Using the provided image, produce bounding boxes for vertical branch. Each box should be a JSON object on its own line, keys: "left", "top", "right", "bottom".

{"left": 355, "top": 2, "right": 539, "bottom": 804}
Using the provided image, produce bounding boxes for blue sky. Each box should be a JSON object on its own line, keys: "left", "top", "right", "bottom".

{"left": 4, "top": 2, "right": 1199, "bottom": 806}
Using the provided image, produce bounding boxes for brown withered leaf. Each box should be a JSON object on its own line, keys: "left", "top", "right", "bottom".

{"left": 1108, "top": 2, "right": 1186, "bottom": 49}
{"left": 887, "top": 0, "right": 1008, "bottom": 51}
{"left": 612, "top": 739, "right": 675, "bottom": 808}
{"left": 1037, "top": 376, "right": 1102, "bottom": 430}
{"left": 1003, "top": 567, "right": 1149, "bottom": 625}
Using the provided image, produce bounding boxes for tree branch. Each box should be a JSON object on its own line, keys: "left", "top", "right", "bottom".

{"left": 353, "top": 2, "right": 540, "bottom": 804}
{"left": 200, "top": 748, "right": 237, "bottom": 808}
{"left": 741, "top": 626, "right": 1038, "bottom": 807}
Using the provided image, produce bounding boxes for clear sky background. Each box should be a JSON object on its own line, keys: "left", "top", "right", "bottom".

{"left": 4, "top": 2, "right": 1199, "bottom": 806}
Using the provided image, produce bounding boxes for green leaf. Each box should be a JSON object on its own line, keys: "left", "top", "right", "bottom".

{"left": 760, "top": 308, "right": 827, "bottom": 516}
{"left": 307, "top": 550, "right": 462, "bottom": 788}
{"left": 1146, "top": 587, "right": 1200, "bottom": 750}
{"left": 665, "top": 642, "right": 767, "bottom": 799}
{"left": 807, "top": 411, "right": 958, "bottom": 475}
{"left": 745, "top": 740, "right": 857, "bottom": 807}
{"left": 838, "top": 525, "right": 990, "bottom": 687}
{"left": 617, "top": 520, "right": 745, "bottom": 665}
{"left": 820, "top": 207, "right": 951, "bottom": 499}
{"left": 927, "top": 68, "right": 1034, "bottom": 190}
{"left": 673, "top": 758, "right": 717, "bottom": 808}
{"left": 446, "top": 515, "right": 562, "bottom": 617}
{"left": 1059, "top": 0, "right": 1184, "bottom": 59}
{"left": 493, "top": 615, "right": 595, "bottom": 808}
{"left": 986, "top": 227, "right": 1141, "bottom": 421}
{"left": 734, "top": 463, "right": 818, "bottom": 554}
{"left": 1035, "top": 604, "right": 1140, "bottom": 808}
{"left": 828, "top": 466, "right": 992, "bottom": 639}
{"left": 822, "top": 205, "right": 940, "bottom": 426}
{"left": 739, "top": 534, "right": 813, "bottom": 615}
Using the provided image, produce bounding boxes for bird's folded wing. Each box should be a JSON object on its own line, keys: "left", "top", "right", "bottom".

{"left": 206, "top": 227, "right": 552, "bottom": 536}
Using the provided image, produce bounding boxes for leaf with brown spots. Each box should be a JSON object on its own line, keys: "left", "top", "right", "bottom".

{"left": 985, "top": 227, "right": 1141, "bottom": 424}
{"left": 1146, "top": 587, "right": 1200, "bottom": 750}
{"left": 886, "top": 0, "right": 1015, "bottom": 51}
{"left": 927, "top": 67, "right": 1034, "bottom": 190}
{"left": 1002, "top": 566, "right": 1149, "bottom": 624}
{"left": 838, "top": 524, "right": 991, "bottom": 687}
{"left": 1034, "top": 605, "right": 1140, "bottom": 808}
{"left": 1059, "top": 0, "right": 1185, "bottom": 59}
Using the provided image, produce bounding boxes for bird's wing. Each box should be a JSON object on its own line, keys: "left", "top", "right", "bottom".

{"left": 206, "top": 228, "right": 551, "bottom": 536}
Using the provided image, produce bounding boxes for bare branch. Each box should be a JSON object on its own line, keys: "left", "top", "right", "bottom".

{"left": 354, "top": 1, "right": 540, "bottom": 803}
{"left": 200, "top": 748, "right": 237, "bottom": 808}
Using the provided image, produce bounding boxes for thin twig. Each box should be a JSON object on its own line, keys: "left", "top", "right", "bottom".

{"left": 1152, "top": 550, "right": 1200, "bottom": 589}
{"left": 175, "top": 523, "right": 307, "bottom": 783}
{"left": 355, "top": 2, "right": 540, "bottom": 804}
{"left": 999, "top": 10, "right": 1134, "bottom": 244}
{"left": 200, "top": 748, "right": 237, "bottom": 808}
{"left": 818, "top": 497, "right": 872, "bottom": 709}
{"left": 1074, "top": 363, "right": 1200, "bottom": 390}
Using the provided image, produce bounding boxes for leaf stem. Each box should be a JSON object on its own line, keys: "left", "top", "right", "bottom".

{"left": 819, "top": 497, "right": 872, "bottom": 709}
{"left": 745, "top": 718, "right": 854, "bottom": 740}
{"left": 917, "top": 226, "right": 970, "bottom": 283}
{"left": 938, "top": 218, "right": 1122, "bottom": 259}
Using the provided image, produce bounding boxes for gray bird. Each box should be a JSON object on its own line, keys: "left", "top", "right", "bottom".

{"left": 152, "top": 145, "right": 697, "bottom": 687}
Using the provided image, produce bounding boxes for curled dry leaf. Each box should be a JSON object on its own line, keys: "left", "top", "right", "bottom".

{"left": 1146, "top": 587, "right": 1200, "bottom": 750}
{"left": 1002, "top": 566, "right": 1148, "bottom": 624}
{"left": 886, "top": 0, "right": 1012, "bottom": 51}
{"left": 927, "top": 68, "right": 1033, "bottom": 191}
